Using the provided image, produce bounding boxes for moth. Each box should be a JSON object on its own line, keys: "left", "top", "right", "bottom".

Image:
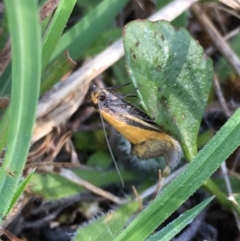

{"left": 90, "top": 85, "right": 181, "bottom": 168}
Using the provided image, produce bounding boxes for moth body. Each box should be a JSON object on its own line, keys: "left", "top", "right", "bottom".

{"left": 90, "top": 85, "right": 181, "bottom": 168}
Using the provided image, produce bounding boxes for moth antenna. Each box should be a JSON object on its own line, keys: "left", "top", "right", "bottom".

{"left": 98, "top": 102, "right": 124, "bottom": 187}
{"left": 105, "top": 82, "right": 131, "bottom": 90}
{"left": 121, "top": 94, "right": 137, "bottom": 99}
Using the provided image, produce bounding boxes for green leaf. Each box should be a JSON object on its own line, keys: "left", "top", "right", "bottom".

{"left": 6, "top": 169, "right": 36, "bottom": 216}
{"left": 87, "top": 151, "right": 112, "bottom": 168}
{"left": 73, "top": 202, "right": 139, "bottom": 241}
{"left": 30, "top": 169, "right": 137, "bottom": 200}
{"left": 197, "top": 129, "right": 214, "bottom": 148}
{"left": 50, "top": 0, "right": 128, "bottom": 61}
{"left": 156, "top": 0, "right": 172, "bottom": 8}
{"left": 213, "top": 177, "right": 240, "bottom": 194}
{"left": 42, "top": 0, "right": 77, "bottom": 71}
{"left": 146, "top": 196, "right": 214, "bottom": 241}
{"left": 0, "top": 107, "right": 10, "bottom": 153}
{"left": 0, "top": 0, "right": 41, "bottom": 218}
{"left": 114, "top": 108, "right": 240, "bottom": 241}
{"left": 41, "top": 0, "right": 129, "bottom": 93}
{"left": 29, "top": 172, "right": 84, "bottom": 200}
{"left": 81, "top": 28, "right": 122, "bottom": 58}
{"left": 76, "top": 0, "right": 100, "bottom": 13}
{"left": 40, "top": 53, "right": 73, "bottom": 94}
{"left": 123, "top": 20, "right": 213, "bottom": 160}
{"left": 171, "top": 12, "right": 188, "bottom": 28}
{"left": 0, "top": 13, "right": 9, "bottom": 50}
{"left": 0, "top": 64, "right": 12, "bottom": 96}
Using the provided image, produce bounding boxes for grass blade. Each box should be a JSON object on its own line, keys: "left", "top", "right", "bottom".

{"left": 42, "top": 0, "right": 77, "bottom": 71}
{"left": 0, "top": 0, "right": 41, "bottom": 218}
{"left": 146, "top": 196, "right": 214, "bottom": 241}
{"left": 115, "top": 109, "right": 240, "bottom": 240}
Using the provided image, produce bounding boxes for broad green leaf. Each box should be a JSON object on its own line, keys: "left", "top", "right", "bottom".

{"left": 0, "top": 0, "right": 41, "bottom": 218}
{"left": 123, "top": 20, "right": 213, "bottom": 160}
{"left": 29, "top": 172, "right": 84, "bottom": 200}
{"left": 114, "top": 108, "right": 240, "bottom": 241}
{"left": 73, "top": 202, "right": 139, "bottom": 241}
{"left": 30, "top": 169, "right": 137, "bottom": 200}
{"left": 87, "top": 151, "right": 112, "bottom": 168}
{"left": 146, "top": 196, "right": 214, "bottom": 241}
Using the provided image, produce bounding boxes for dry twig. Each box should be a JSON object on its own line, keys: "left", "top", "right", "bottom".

{"left": 60, "top": 168, "right": 125, "bottom": 204}
{"left": 152, "top": 170, "right": 163, "bottom": 199}
{"left": 192, "top": 3, "right": 240, "bottom": 77}
{"left": 132, "top": 186, "right": 143, "bottom": 211}
{"left": 213, "top": 73, "right": 231, "bottom": 118}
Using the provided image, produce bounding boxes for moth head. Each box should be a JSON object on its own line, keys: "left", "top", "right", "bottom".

{"left": 90, "top": 85, "right": 118, "bottom": 109}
